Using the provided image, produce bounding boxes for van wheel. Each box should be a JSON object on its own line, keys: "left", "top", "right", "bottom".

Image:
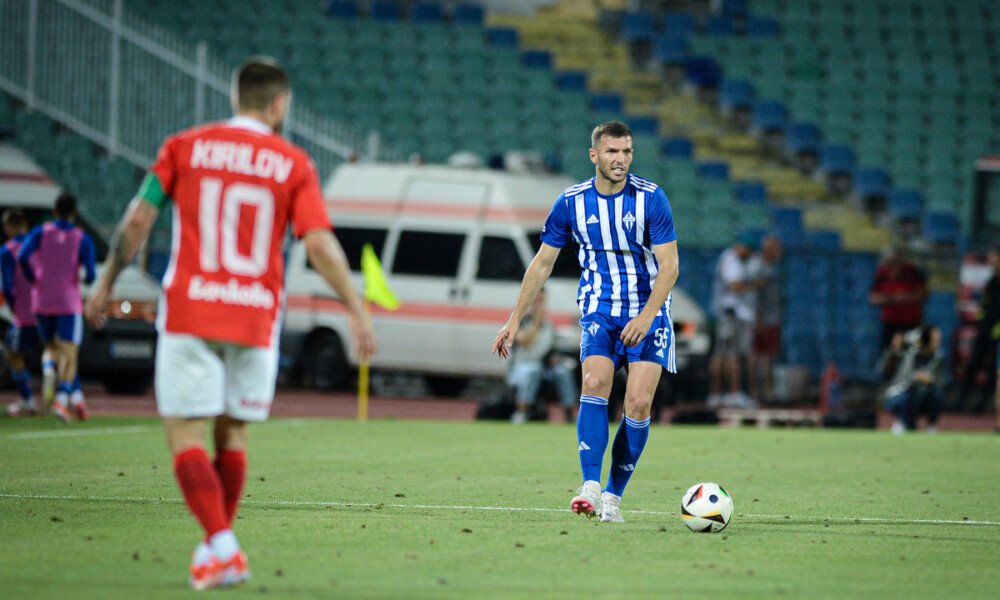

{"left": 303, "top": 330, "right": 348, "bottom": 391}
{"left": 424, "top": 375, "right": 468, "bottom": 397}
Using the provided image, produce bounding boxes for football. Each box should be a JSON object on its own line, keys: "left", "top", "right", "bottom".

{"left": 680, "top": 482, "right": 733, "bottom": 533}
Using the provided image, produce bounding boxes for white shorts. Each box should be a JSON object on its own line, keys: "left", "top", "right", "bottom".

{"left": 155, "top": 332, "right": 278, "bottom": 422}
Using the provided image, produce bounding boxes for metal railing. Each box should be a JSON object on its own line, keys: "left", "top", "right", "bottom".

{"left": 0, "top": 0, "right": 373, "bottom": 178}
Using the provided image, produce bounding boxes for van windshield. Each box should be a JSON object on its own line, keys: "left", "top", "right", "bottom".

{"left": 526, "top": 231, "right": 580, "bottom": 280}
{"left": 0, "top": 207, "right": 109, "bottom": 262}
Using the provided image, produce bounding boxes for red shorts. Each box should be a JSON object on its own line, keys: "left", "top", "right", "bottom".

{"left": 753, "top": 324, "right": 781, "bottom": 356}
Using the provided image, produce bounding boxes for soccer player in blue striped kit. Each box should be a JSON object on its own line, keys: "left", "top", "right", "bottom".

{"left": 492, "top": 121, "right": 679, "bottom": 522}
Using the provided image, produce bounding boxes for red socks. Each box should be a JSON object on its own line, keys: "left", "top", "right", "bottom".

{"left": 173, "top": 447, "right": 229, "bottom": 539}
{"left": 214, "top": 450, "right": 247, "bottom": 524}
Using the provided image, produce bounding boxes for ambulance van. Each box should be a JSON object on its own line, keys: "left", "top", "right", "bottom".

{"left": 0, "top": 143, "right": 160, "bottom": 393}
{"left": 280, "top": 162, "right": 710, "bottom": 396}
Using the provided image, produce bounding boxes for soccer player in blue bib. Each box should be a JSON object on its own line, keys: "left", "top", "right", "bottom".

{"left": 492, "top": 121, "right": 679, "bottom": 522}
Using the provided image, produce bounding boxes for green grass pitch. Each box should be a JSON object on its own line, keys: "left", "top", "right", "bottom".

{"left": 1, "top": 416, "right": 998, "bottom": 599}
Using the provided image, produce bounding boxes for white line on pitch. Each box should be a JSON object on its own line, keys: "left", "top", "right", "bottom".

{"left": 0, "top": 419, "right": 308, "bottom": 441}
{"left": 1, "top": 492, "right": 998, "bottom": 527}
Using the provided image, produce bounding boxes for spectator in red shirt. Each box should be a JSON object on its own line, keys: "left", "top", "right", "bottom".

{"left": 869, "top": 248, "right": 928, "bottom": 351}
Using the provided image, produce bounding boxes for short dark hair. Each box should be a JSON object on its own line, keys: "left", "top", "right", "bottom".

{"left": 2, "top": 209, "right": 27, "bottom": 229}
{"left": 233, "top": 56, "right": 290, "bottom": 112}
{"left": 591, "top": 121, "right": 633, "bottom": 148}
{"left": 54, "top": 192, "right": 78, "bottom": 218}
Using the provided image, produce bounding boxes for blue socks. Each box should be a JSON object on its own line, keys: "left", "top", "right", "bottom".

{"left": 606, "top": 415, "right": 650, "bottom": 497}
{"left": 577, "top": 395, "right": 610, "bottom": 483}
{"left": 71, "top": 374, "right": 81, "bottom": 393}
{"left": 12, "top": 369, "right": 33, "bottom": 402}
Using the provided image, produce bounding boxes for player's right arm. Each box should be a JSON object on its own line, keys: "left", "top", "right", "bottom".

{"left": 302, "top": 228, "right": 376, "bottom": 362}
{"left": 85, "top": 194, "right": 160, "bottom": 328}
{"left": 0, "top": 248, "right": 14, "bottom": 309}
{"left": 15, "top": 227, "right": 41, "bottom": 283}
{"left": 492, "top": 242, "right": 560, "bottom": 360}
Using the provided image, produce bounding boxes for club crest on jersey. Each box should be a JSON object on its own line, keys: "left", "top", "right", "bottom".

{"left": 622, "top": 210, "right": 636, "bottom": 231}
{"left": 588, "top": 322, "right": 600, "bottom": 336}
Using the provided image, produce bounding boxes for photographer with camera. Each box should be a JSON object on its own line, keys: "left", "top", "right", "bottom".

{"left": 878, "top": 325, "right": 945, "bottom": 434}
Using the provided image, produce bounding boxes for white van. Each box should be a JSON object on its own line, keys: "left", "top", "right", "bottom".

{"left": 280, "top": 162, "right": 710, "bottom": 396}
{"left": 0, "top": 143, "right": 160, "bottom": 393}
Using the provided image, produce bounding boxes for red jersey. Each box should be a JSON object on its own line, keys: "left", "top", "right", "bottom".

{"left": 146, "top": 117, "right": 330, "bottom": 347}
{"left": 871, "top": 261, "right": 927, "bottom": 327}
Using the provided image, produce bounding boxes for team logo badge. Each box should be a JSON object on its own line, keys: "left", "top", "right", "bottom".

{"left": 588, "top": 322, "right": 600, "bottom": 336}
{"left": 623, "top": 210, "right": 636, "bottom": 232}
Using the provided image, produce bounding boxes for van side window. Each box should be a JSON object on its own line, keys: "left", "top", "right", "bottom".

{"left": 393, "top": 231, "right": 464, "bottom": 277}
{"left": 477, "top": 236, "right": 524, "bottom": 281}
{"left": 331, "top": 226, "right": 388, "bottom": 271}
{"left": 527, "top": 231, "right": 580, "bottom": 280}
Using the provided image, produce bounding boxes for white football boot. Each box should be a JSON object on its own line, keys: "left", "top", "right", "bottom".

{"left": 570, "top": 480, "right": 602, "bottom": 518}
{"left": 600, "top": 492, "right": 624, "bottom": 523}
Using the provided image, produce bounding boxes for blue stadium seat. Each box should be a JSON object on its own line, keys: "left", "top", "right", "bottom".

{"left": 698, "top": 161, "right": 730, "bottom": 180}
{"left": 719, "top": 77, "right": 755, "bottom": 110}
{"left": 752, "top": 100, "right": 788, "bottom": 131}
{"left": 521, "top": 50, "right": 552, "bottom": 69}
{"left": 720, "top": 0, "right": 748, "bottom": 16}
{"left": 411, "top": 3, "right": 444, "bottom": 23}
{"left": 747, "top": 16, "right": 779, "bottom": 38}
{"left": 370, "top": 1, "right": 401, "bottom": 21}
{"left": 554, "top": 71, "right": 587, "bottom": 90}
{"left": 820, "top": 144, "right": 855, "bottom": 174}
{"left": 733, "top": 181, "right": 767, "bottom": 203}
{"left": 808, "top": 230, "right": 842, "bottom": 250}
{"left": 324, "top": 0, "right": 358, "bottom": 19}
{"left": 772, "top": 206, "right": 803, "bottom": 232}
{"left": 590, "top": 93, "right": 623, "bottom": 113}
{"left": 661, "top": 136, "right": 694, "bottom": 158}
{"left": 706, "top": 15, "right": 733, "bottom": 36}
{"left": 452, "top": 5, "right": 484, "bottom": 26}
{"left": 653, "top": 35, "right": 687, "bottom": 64}
{"left": 620, "top": 12, "right": 656, "bottom": 42}
{"left": 887, "top": 188, "right": 924, "bottom": 220}
{"left": 661, "top": 12, "right": 695, "bottom": 38}
{"left": 486, "top": 28, "right": 518, "bottom": 48}
{"left": 853, "top": 167, "right": 889, "bottom": 198}
{"left": 685, "top": 56, "right": 722, "bottom": 88}
{"left": 785, "top": 122, "right": 820, "bottom": 154}
{"left": 626, "top": 116, "right": 659, "bottom": 136}
{"left": 921, "top": 212, "right": 959, "bottom": 245}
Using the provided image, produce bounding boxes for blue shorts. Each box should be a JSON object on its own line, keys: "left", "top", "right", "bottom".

{"left": 35, "top": 314, "right": 84, "bottom": 345}
{"left": 5, "top": 323, "right": 41, "bottom": 353}
{"left": 579, "top": 311, "right": 676, "bottom": 373}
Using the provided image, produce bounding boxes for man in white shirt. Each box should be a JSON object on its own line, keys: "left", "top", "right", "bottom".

{"left": 707, "top": 233, "right": 757, "bottom": 407}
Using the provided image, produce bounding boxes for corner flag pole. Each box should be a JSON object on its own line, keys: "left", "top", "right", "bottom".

{"left": 358, "top": 243, "right": 399, "bottom": 422}
{"left": 358, "top": 300, "right": 370, "bottom": 422}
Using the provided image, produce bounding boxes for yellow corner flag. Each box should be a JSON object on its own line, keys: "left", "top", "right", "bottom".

{"left": 361, "top": 243, "right": 400, "bottom": 311}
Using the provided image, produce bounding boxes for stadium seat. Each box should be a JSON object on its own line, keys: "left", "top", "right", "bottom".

{"left": 784, "top": 122, "right": 820, "bottom": 154}
{"left": 370, "top": 1, "right": 401, "bottom": 21}
{"left": 661, "top": 11, "right": 695, "bottom": 38}
{"left": 886, "top": 188, "right": 924, "bottom": 220}
{"left": 411, "top": 3, "right": 444, "bottom": 23}
{"left": 554, "top": 71, "right": 587, "bottom": 90}
{"left": 771, "top": 206, "right": 803, "bottom": 232}
{"left": 652, "top": 35, "right": 687, "bottom": 64}
{"left": 733, "top": 181, "right": 767, "bottom": 204}
{"left": 619, "top": 12, "right": 656, "bottom": 42}
{"left": 452, "top": 4, "right": 484, "bottom": 26}
{"left": 697, "top": 161, "right": 730, "bottom": 181}
{"left": 660, "top": 136, "right": 694, "bottom": 158}
{"left": 819, "top": 144, "right": 855, "bottom": 174}
{"left": 589, "top": 93, "right": 623, "bottom": 113}
{"left": 324, "top": 0, "right": 358, "bottom": 19}
{"left": 852, "top": 167, "right": 889, "bottom": 199}
{"left": 684, "top": 56, "right": 722, "bottom": 89}
{"left": 808, "top": 230, "right": 841, "bottom": 250}
{"left": 751, "top": 99, "right": 788, "bottom": 131}
{"left": 921, "top": 212, "right": 959, "bottom": 245}
{"left": 706, "top": 15, "right": 733, "bottom": 37}
{"left": 626, "top": 116, "right": 659, "bottom": 136}
{"left": 719, "top": 77, "right": 755, "bottom": 110}
{"left": 746, "top": 16, "right": 779, "bottom": 38}
{"left": 486, "top": 28, "right": 518, "bottom": 48}
{"left": 521, "top": 50, "right": 553, "bottom": 70}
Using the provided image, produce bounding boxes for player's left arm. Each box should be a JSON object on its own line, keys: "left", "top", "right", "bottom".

{"left": 79, "top": 234, "right": 97, "bottom": 285}
{"left": 0, "top": 248, "right": 14, "bottom": 308}
{"left": 621, "top": 241, "right": 679, "bottom": 347}
{"left": 15, "top": 227, "right": 41, "bottom": 283}
{"left": 84, "top": 197, "right": 160, "bottom": 327}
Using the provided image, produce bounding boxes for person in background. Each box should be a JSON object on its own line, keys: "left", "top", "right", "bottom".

{"left": 707, "top": 232, "right": 757, "bottom": 408}
{"left": 869, "top": 247, "right": 928, "bottom": 352}
{"left": 17, "top": 193, "right": 96, "bottom": 422}
{"left": 507, "top": 287, "right": 577, "bottom": 424}
{"left": 749, "top": 234, "right": 783, "bottom": 403}
{"left": 878, "top": 326, "right": 944, "bottom": 434}
{"left": 955, "top": 248, "right": 1000, "bottom": 413}
{"left": 1, "top": 210, "right": 43, "bottom": 416}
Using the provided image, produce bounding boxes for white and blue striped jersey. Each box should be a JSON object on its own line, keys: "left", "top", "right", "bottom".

{"left": 540, "top": 174, "right": 678, "bottom": 318}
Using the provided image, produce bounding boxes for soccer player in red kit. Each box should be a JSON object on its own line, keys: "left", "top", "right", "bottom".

{"left": 85, "top": 57, "right": 376, "bottom": 590}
